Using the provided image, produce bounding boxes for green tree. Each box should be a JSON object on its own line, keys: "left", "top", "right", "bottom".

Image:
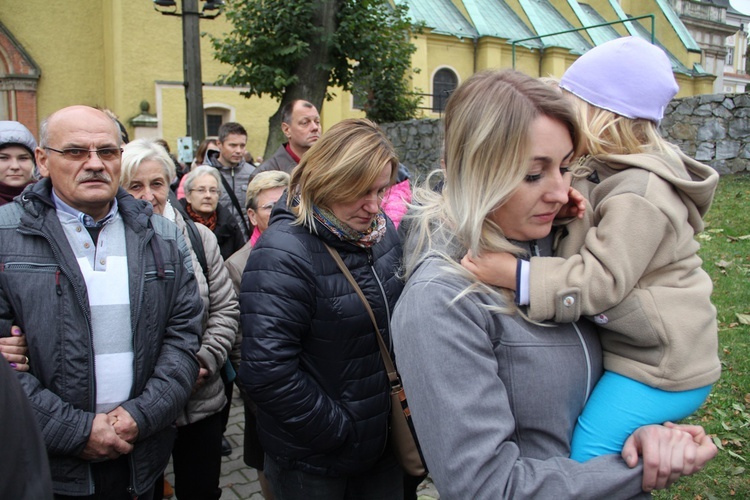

{"left": 210, "top": 0, "right": 421, "bottom": 157}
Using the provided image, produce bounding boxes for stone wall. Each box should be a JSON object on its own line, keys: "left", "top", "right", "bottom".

{"left": 662, "top": 94, "right": 750, "bottom": 174}
{"left": 380, "top": 119, "right": 443, "bottom": 182}
{"left": 383, "top": 94, "right": 750, "bottom": 177}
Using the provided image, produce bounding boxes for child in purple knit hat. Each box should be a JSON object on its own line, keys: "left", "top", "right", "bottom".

{"left": 462, "top": 36, "right": 721, "bottom": 461}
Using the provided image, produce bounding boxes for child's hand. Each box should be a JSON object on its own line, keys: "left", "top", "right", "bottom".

{"left": 461, "top": 251, "right": 517, "bottom": 290}
{"left": 556, "top": 187, "right": 586, "bottom": 220}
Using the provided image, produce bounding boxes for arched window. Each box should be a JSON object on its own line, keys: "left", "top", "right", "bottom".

{"left": 0, "top": 23, "right": 41, "bottom": 131}
{"left": 204, "top": 105, "right": 232, "bottom": 137}
{"left": 432, "top": 68, "right": 458, "bottom": 113}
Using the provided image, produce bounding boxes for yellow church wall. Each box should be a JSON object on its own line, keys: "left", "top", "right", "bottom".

{"left": 1, "top": 2, "right": 108, "bottom": 121}
{"left": 504, "top": 0, "right": 535, "bottom": 29}
{"left": 424, "top": 34, "right": 475, "bottom": 116}
{"left": 619, "top": 0, "right": 696, "bottom": 68}
{"left": 539, "top": 47, "right": 579, "bottom": 78}
{"left": 2, "top": 0, "right": 276, "bottom": 155}
{"left": 675, "top": 74, "right": 716, "bottom": 97}
{"left": 0, "top": 0, "right": 719, "bottom": 157}
{"left": 410, "top": 34, "right": 431, "bottom": 97}
{"left": 584, "top": 0, "right": 633, "bottom": 37}
{"left": 551, "top": 0, "right": 587, "bottom": 39}
{"left": 318, "top": 86, "right": 366, "bottom": 132}
{"left": 475, "top": 38, "right": 524, "bottom": 72}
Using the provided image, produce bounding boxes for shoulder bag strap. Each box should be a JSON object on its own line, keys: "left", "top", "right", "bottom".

{"left": 210, "top": 160, "right": 252, "bottom": 236}
{"left": 323, "top": 243, "right": 400, "bottom": 386}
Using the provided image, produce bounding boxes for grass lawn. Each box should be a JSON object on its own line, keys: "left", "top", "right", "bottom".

{"left": 654, "top": 173, "right": 750, "bottom": 499}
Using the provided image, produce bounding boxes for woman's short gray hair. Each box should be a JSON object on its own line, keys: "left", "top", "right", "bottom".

{"left": 184, "top": 164, "right": 223, "bottom": 196}
{"left": 121, "top": 139, "right": 175, "bottom": 188}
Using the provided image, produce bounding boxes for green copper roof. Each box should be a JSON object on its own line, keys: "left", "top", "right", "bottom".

{"left": 397, "top": 0, "right": 478, "bottom": 38}
{"left": 517, "top": 0, "right": 591, "bottom": 54}
{"left": 572, "top": 2, "right": 620, "bottom": 45}
{"left": 398, "top": 0, "right": 702, "bottom": 67}
{"left": 462, "top": 0, "right": 541, "bottom": 48}
{"left": 627, "top": 18, "right": 693, "bottom": 75}
{"left": 654, "top": 0, "right": 702, "bottom": 52}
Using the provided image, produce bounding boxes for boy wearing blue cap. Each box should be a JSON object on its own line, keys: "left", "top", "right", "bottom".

{"left": 463, "top": 36, "right": 721, "bottom": 461}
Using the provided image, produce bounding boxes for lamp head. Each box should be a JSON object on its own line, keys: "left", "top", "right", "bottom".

{"left": 203, "top": 0, "right": 224, "bottom": 13}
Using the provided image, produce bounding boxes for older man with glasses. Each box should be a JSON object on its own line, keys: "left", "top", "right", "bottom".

{"left": 0, "top": 105, "right": 203, "bottom": 499}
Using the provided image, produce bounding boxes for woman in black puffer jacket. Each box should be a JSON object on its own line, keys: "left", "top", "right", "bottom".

{"left": 239, "top": 119, "right": 405, "bottom": 499}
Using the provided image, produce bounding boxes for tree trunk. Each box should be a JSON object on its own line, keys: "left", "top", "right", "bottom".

{"left": 264, "top": 0, "right": 340, "bottom": 159}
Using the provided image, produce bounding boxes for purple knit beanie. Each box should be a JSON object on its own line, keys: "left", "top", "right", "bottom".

{"left": 559, "top": 37, "right": 678, "bottom": 123}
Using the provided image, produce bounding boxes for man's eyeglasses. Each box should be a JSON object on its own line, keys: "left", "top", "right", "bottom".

{"left": 191, "top": 187, "right": 220, "bottom": 196}
{"left": 45, "top": 147, "right": 122, "bottom": 162}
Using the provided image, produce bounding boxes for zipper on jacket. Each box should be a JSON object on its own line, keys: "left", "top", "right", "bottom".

{"left": 124, "top": 226, "right": 154, "bottom": 498}
{"left": 572, "top": 321, "right": 593, "bottom": 403}
{"left": 530, "top": 239, "right": 540, "bottom": 258}
{"left": 131, "top": 227, "right": 155, "bottom": 398}
{"left": 528, "top": 239, "right": 593, "bottom": 401}
{"left": 0, "top": 262, "right": 63, "bottom": 296}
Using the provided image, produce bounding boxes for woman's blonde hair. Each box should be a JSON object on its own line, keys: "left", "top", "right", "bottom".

{"left": 404, "top": 69, "right": 580, "bottom": 311}
{"left": 245, "top": 170, "right": 290, "bottom": 210}
{"left": 289, "top": 118, "right": 398, "bottom": 229}
{"left": 570, "top": 94, "right": 680, "bottom": 162}
{"left": 120, "top": 138, "right": 175, "bottom": 188}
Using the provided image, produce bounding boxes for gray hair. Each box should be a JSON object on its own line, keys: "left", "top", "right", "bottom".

{"left": 184, "top": 164, "right": 223, "bottom": 196}
{"left": 120, "top": 139, "right": 176, "bottom": 188}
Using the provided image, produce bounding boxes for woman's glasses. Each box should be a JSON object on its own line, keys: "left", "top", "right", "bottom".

{"left": 191, "top": 187, "right": 220, "bottom": 196}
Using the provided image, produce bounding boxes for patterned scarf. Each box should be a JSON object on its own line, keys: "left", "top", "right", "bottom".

{"left": 186, "top": 203, "right": 218, "bottom": 231}
{"left": 312, "top": 203, "right": 387, "bottom": 248}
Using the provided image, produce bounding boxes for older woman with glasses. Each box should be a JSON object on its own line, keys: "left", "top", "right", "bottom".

{"left": 120, "top": 139, "right": 239, "bottom": 500}
{"left": 239, "top": 118, "right": 405, "bottom": 499}
{"left": 182, "top": 165, "right": 245, "bottom": 260}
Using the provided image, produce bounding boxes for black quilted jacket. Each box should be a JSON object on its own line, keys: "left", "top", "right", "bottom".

{"left": 238, "top": 193, "right": 403, "bottom": 476}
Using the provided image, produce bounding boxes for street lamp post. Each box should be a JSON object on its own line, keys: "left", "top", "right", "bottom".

{"left": 182, "top": 0, "right": 204, "bottom": 146}
{"left": 153, "top": 0, "right": 224, "bottom": 149}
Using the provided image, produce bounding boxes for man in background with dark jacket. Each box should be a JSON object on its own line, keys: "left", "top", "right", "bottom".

{"left": 254, "top": 99, "right": 321, "bottom": 176}
{"left": 0, "top": 105, "right": 202, "bottom": 499}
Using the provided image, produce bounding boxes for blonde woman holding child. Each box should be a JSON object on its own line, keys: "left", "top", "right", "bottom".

{"left": 463, "top": 37, "right": 721, "bottom": 462}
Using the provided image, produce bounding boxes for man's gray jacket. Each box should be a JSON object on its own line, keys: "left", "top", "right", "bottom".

{"left": 0, "top": 179, "right": 202, "bottom": 496}
{"left": 255, "top": 143, "right": 297, "bottom": 176}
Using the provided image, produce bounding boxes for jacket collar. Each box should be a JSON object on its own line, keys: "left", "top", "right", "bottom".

{"left": 19, "top": 178, "right": 153, "bottom": 232}
{"left": 270, "top": 190, "right": 367, "bottom": 251}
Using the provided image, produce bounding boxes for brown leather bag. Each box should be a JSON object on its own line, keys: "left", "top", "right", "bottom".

{"left": 324, "top": 243, "right": 427, "bottom": 477}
